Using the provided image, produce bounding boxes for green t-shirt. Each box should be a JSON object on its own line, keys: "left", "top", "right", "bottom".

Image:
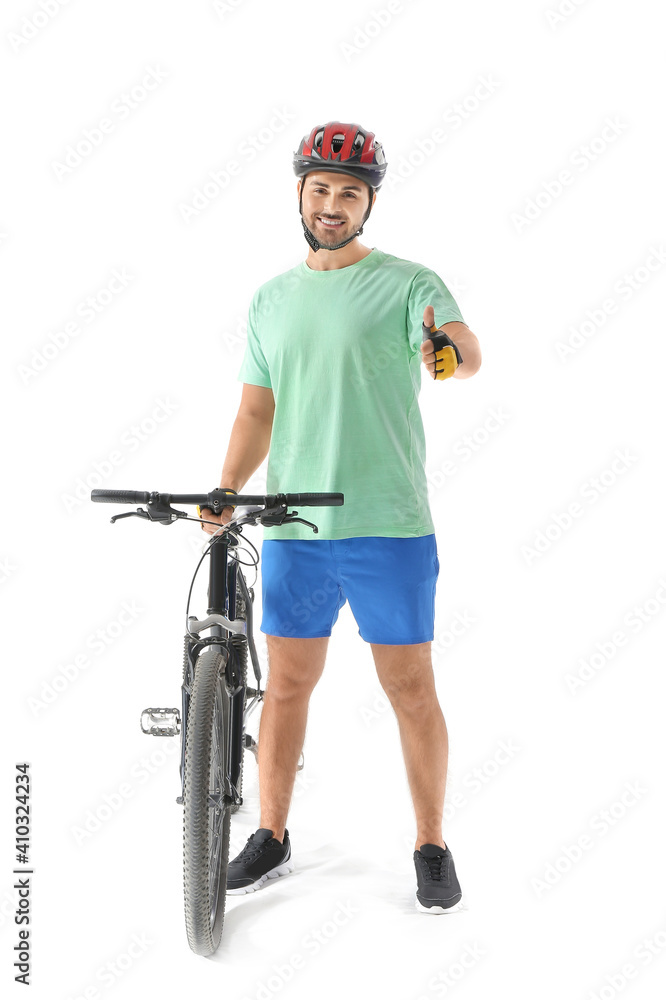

{"left": 237, "top": 247, "right": 465, "bottom": 540}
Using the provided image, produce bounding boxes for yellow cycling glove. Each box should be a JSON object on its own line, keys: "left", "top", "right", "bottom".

{"left": 422, "top": 322, "right": 463, "bottom": 380}
{"left": 197, "top": 488, "right": 238, "bottom": 519}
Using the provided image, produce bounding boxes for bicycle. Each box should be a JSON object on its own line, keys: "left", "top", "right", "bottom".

{"left": 90, "top": 486, "right": 344, "bottom": 956}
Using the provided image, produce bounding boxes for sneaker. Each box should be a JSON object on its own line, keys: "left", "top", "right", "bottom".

{"left": 226, "top": 828, "right": 294, "bottom": 895}
{"left": 413, "top": 842, "right": 463, "bottom": 913}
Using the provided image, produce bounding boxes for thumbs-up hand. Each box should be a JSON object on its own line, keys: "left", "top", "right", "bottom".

{"left": 420, "top": 305, "right": 463, "bottom": 380}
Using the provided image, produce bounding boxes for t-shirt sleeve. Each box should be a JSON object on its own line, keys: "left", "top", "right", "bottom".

{"left": 237, "top": 294, "right": 272, "bottom": 388}
{"left": 406, "top": 267, "right": 465, "bottom": 352}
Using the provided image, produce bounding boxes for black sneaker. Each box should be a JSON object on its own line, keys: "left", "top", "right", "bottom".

{"left": 226, "top": 828, "right": 294, "bottom": 895}
{"left": 414, "top": 842, "right": 463, "bottom": 913}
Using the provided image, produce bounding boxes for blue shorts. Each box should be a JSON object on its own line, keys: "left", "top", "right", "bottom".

{"left": 260, "top": 534, "right": 439, "bottom": 645}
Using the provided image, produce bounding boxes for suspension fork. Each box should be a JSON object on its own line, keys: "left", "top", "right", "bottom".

{"left": 177, "top": 533, "right": 232, "bottom": 803}
{"left": 226, "top": 554, "right": 246, "bottom": 802}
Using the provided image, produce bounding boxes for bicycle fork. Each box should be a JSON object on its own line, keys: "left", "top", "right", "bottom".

{"left": 140, "top": 633, "right": 248, "bottom": 807}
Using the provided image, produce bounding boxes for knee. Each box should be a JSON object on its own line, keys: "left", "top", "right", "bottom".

{"left": 265, "top": 666, "right": 319, "bottom": 702}
{"left": 381, "top": 679, "right": 438, "bottom": 714}
{"left": 264, "top": 637, "right": 327, "bottom": 701}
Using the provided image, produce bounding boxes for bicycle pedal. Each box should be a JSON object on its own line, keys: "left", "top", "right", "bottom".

{"left": 140, "top": 707, "right": 181, "bottom": 736}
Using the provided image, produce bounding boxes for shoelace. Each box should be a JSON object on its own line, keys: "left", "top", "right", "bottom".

{"left": 238, "top": 832, "right": 284, "bottom": 862}
{"left": 236, "top": 838, "right": 268, "bottom": 862}
{"left": 420, "top": 853, "right": 449, "bottom": 882}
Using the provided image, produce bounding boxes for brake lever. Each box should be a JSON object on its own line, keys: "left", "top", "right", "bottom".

{"left": 259, "top": 506, "right": 319, "bottom": 533}
{"left": 287, "top": 515, "right": 319, "bottom": 533}
{"left": 110, "top": 508, "right": 149, "bottom": 523}
{"left": 110, "top": 504, "right": 187, "bottom": 525}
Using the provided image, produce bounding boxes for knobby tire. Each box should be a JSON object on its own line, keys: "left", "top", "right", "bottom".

{"left": 183, "top": 647, "right": 231, "bottom": 955}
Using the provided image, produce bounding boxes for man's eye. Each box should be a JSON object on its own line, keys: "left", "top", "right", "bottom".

{"left": 312, "top": 188, "right": 355, "bottom": 197}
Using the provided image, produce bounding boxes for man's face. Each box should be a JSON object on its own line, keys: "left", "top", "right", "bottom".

{"left": 299, "top": 170, "right": 375, "bottom": 246}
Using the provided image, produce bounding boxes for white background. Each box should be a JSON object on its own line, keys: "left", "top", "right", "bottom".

{"left": 3, "top": 0, "right": 666, "bottom": 996}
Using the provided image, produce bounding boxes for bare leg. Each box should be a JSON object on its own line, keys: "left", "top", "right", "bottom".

{"left": 257, "top": 635, "right": 328, "bottom": 842}
{"left": 370, "top": 641, "right": 449, "bottom": 851}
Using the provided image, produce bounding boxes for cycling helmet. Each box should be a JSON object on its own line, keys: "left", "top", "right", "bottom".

{"left": 293, "top": 121, "right": 387, "bottom": 252}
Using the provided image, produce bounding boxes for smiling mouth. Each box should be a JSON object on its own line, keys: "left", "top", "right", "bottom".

{"left": 317, "top": 217, "right": 345, "bottom": 228}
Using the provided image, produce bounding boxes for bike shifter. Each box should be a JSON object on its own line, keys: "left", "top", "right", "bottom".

{"left": 259, "top": 506, "right": 319, "bottom": 533}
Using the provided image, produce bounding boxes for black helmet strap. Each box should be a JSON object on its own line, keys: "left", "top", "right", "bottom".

{"left": 298, "top": 177, "right": 374, "bottom": 253}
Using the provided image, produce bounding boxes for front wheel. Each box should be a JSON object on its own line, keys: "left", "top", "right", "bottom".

{"left": 183, "top": 647, "right": 232, "bottom": 956}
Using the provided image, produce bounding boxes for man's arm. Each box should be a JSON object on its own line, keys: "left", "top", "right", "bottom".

{"left": 219, "top": 383, "right": 275, "bottom": 492}
{"left": 421, "top": 300, "right": 482, "bottom": 380}
{"left": 439, "top": 321, "right": 482, "bottom": 379}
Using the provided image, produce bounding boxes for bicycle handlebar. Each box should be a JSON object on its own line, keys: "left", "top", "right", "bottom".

{"left": 90, "top": 489, "right": 344, "bottom": 508}
{"left": 90, "top": 490, "right": 151, "bottom": 505}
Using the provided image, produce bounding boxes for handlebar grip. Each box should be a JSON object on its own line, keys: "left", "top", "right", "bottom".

{"left": 285, "top": 493, "right": 344, "bottom": 507}
{"left": 90, "top": 489, "right": 151, "bottom": 504}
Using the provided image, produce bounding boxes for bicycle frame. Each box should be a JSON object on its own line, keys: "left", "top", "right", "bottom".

{"left": 178, "top": 528, "right": 263, "bottom": 809}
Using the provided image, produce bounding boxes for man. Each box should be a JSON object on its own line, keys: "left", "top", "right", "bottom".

{"left": 200, "top": 121, "right": 482, "bottom": 914}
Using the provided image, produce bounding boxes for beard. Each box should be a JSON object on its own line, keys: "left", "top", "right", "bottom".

{"left": 310, "top": 213, "right": 350, "bottom": 243}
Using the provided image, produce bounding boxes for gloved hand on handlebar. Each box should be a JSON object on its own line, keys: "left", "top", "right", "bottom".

{"left": 198, "top": 488, "right": 237, "bottom": 535}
